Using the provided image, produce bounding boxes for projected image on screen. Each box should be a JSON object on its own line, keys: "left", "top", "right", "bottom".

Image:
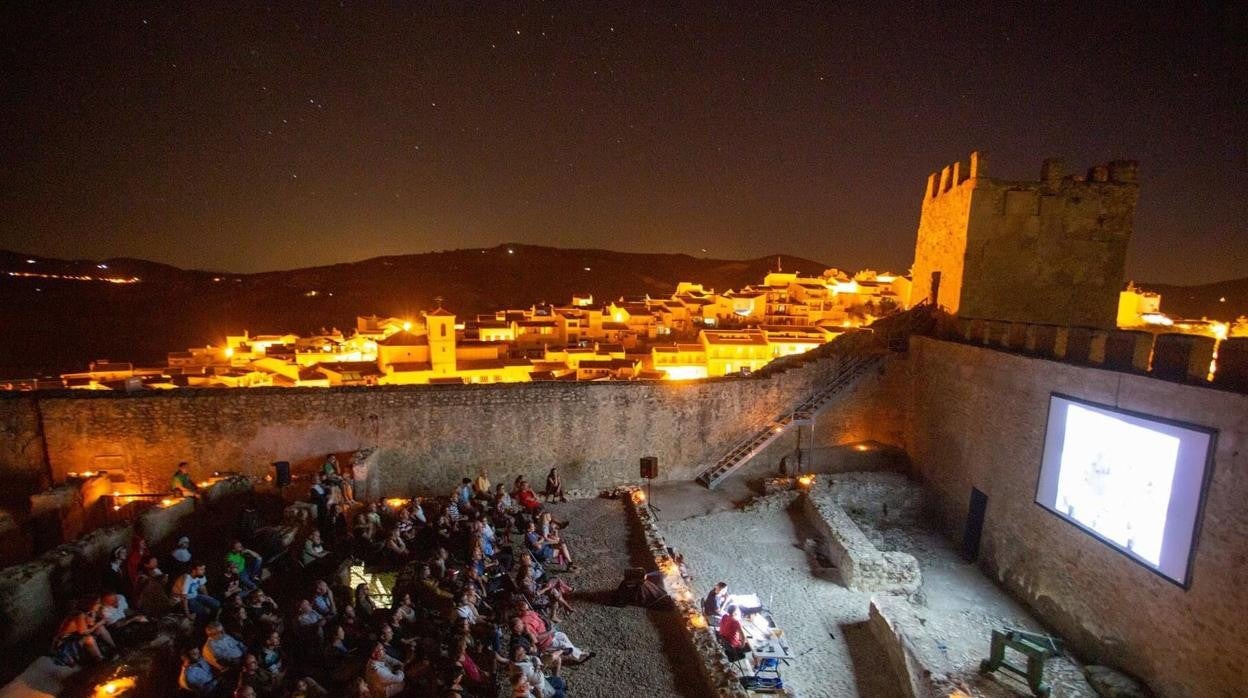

{"left": 1054, "top": 405, "right": 1178, "bottom": 565}
{"left": 1036, "top": 395, "right": 1215, "bottom": 586}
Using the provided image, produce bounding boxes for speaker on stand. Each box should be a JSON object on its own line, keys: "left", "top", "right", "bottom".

{"left": 640, "top": 456, "right": 660, "bottom": 513}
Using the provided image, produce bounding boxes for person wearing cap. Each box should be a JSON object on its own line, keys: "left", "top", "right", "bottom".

{"left": 169, "top": 536, "right": 193, "bottom": 577}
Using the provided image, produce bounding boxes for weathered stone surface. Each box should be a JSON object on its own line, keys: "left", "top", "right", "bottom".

{"left": 912, "top": 155, "right": 1136, "bottom": 329}
{"left": 802, "top": 492, "right": 921, "bottom": 594}
{"left": 1084, "top": 665, "right": 1151, "bottom": 698}
{"left": 14, "top": 356, "right": 850, "bottom": 499}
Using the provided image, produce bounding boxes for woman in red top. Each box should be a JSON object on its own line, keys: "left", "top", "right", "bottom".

{"left": 514, "top": 482, "right": 542, "bottom": 513}
{"left": 717, "top": 605, "right": 748, "bottom": 661}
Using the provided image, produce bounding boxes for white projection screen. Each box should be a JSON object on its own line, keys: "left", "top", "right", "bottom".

{"left": 1035, "top": 394, "right": 1216, "bottom": 587}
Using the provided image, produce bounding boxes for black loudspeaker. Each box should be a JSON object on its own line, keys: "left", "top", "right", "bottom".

{"left": 272, "top": 461, "right": 291, "bottom": 487}
{"left": 640, "top": 456, "right": 658, "bottom": 480}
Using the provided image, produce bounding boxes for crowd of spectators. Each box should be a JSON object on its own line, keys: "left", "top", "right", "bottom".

{"left": 51, "top": 456, "right": 590, "bottom": 697}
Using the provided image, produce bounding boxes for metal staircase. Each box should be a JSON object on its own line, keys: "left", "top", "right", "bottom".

{"left": 696, "top": 351, "right": 884, "bottom": 489}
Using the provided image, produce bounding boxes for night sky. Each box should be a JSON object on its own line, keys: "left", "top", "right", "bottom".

{"left": 1, "top": 2, "right": 1244, "bottom": 284}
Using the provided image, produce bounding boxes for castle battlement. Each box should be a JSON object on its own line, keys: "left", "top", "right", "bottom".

{"left": 924, "top": 151, "right": 987, "bottom": 200}
{"left": 912, "top": 151, "right": 1139, "bottom": 329}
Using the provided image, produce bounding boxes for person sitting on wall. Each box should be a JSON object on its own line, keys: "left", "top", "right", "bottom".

{"left": 543, "top": 467, "right": 567, "bottom": 503}
{"left": 717, "top": 605, "right": 748, "bottom": 662}
{"left": 702, "top": 582, "right": 729, "bottom": 621}
{"left": 322, "top": 453, "right": 355, "bottom": 505}
{"left": 172, "top": 461, "right": 201, "bottom": 497}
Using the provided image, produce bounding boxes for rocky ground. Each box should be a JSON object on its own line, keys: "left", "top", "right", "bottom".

{"left": 539, "top": 496, "right": 705, "bottom": 697}
{"left": 848, "top": 506, "right": 1096, "bottom": 698}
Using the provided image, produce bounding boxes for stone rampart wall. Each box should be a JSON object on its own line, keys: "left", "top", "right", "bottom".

{"left": 0, "top": 395, "right": 48, "bottom": 495}
{"left": 13, "top": 356, "right": 840, "bottom": 498}
{"left": 904, "top": 336, "right": 1248, "bottom": 697}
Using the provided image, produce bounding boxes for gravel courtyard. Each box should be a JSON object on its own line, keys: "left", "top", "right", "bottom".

{"left": 662, "top": 491, "right": 906, "bottom": 698}
{"left": 539, "top": 496, "right": 705, "bottom": 697}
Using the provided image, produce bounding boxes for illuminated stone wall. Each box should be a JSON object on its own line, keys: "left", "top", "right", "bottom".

{"left": 904, "top": 336, "right": 1248, "bottom": 697}
{"left": 912, "top": 154, "right": 1137, "bottom": 329}
{"left": 28, "top": 356, "right": 848, "bottom": 496}
{"left": 0, "top": 394, "right": 48, "bottom": 495}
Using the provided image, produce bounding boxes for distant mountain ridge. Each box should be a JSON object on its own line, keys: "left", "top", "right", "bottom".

{"left": 0, "top": 244, "right": 836, "bottom": 377}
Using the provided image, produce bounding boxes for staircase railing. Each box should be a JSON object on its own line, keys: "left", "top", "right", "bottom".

{"left": 696, "top": 350, "right": 882, "bottom": 489}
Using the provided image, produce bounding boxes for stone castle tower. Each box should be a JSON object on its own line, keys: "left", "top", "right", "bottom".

{"left": 910, "top": 152, "right": 1138, "bottom": 329}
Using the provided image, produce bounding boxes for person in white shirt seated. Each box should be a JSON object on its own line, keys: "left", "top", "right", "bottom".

{"left": 202, "top": 620, "right": 246, "bottom": 670}
{"left": 98, "top": 591, "right": 151, "bottom": 645}
{"left": 172, "top": 562, "right": 220, "bottom": 623}
{"left": 364, "top": 642, "right": 405, "bottom": 697}
{"left": 510, "top": 644, "right": 567, "bottom": 698}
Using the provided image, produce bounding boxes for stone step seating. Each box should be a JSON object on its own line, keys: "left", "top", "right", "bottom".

{"left": 696, "top": 351, "right": 884, "bottom": 489}
{"left": 0, "top": 477, "right": 274, "bottom": 697}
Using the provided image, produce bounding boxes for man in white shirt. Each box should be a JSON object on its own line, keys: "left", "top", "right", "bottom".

{"left": 511, "top": 644, "right": 566, "bottom": 698}
{"left": 364, "top": 642, "right": 405, "bottom": 697}
{"left": 172, "top": 562, "right": 219, "bottom": 623}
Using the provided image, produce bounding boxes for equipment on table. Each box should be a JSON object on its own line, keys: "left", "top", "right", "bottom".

{"left": 740, "top": 657, "right": 785, "bottom": 693}
{"left": 979, "top": 627, "right": 1064, "bottom": 697}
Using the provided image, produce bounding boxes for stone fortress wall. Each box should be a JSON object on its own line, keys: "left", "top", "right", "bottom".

{"left": 0, "top": 349, "right": 883, "bottom": 499}
{"left": 912, "top": 152, "right": 1138, "bottom": 329}
{"left": 900, "top": 337, "right": 1248, "bottom": 698}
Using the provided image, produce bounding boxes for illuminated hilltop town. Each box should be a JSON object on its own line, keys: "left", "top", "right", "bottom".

{"left": 57, "top": 268, "right": 913, "bottom": 389}
{"left": 31, "top": 264, "right": 1245, "bottom": 392}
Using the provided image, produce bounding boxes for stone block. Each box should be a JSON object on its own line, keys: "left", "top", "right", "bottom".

{"left": 984, "top": 320, "right": 1011, "bottom": 348}
{"left": 1025, "top": 324, "right": 1060, "bottom": 357}
{"left": 1088, "top": 329, "right": 1109, "bottom": 365}
{"left": 1064, "top": 327, "right": 1094, "bottom": 364}
{"left": 1006, "top": 322, "right": 1029, "bottom": 350}
{"left": 0, "top": 510, "right": 32, "bottom": 568}
{"left": 801, "top": 493, "right": 920, "bottom": 594}
{"left": 0, "top": 560, "right": 57, "bottom": 648}
{"left": 967, "top": 318, "right": 988, "bottom": 345}
{"left": 1212, "top": 337, "right": 1248, "bottom": 393}
{"left": 137, "top": 498, "right": 195, "bottom": 546}
{"left": 1103, "top": 331, "right": 1153, "bottom": 373}
{"left": 1151, "top": 334, "right": 1215, "bottom": 383}
{"left": 1053, "top": 327, "right": 1073, "bottom": 359}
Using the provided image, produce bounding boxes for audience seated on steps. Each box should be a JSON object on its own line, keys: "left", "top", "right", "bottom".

{"left": 7, "top": 462, "right": 599, "bottom": 697}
